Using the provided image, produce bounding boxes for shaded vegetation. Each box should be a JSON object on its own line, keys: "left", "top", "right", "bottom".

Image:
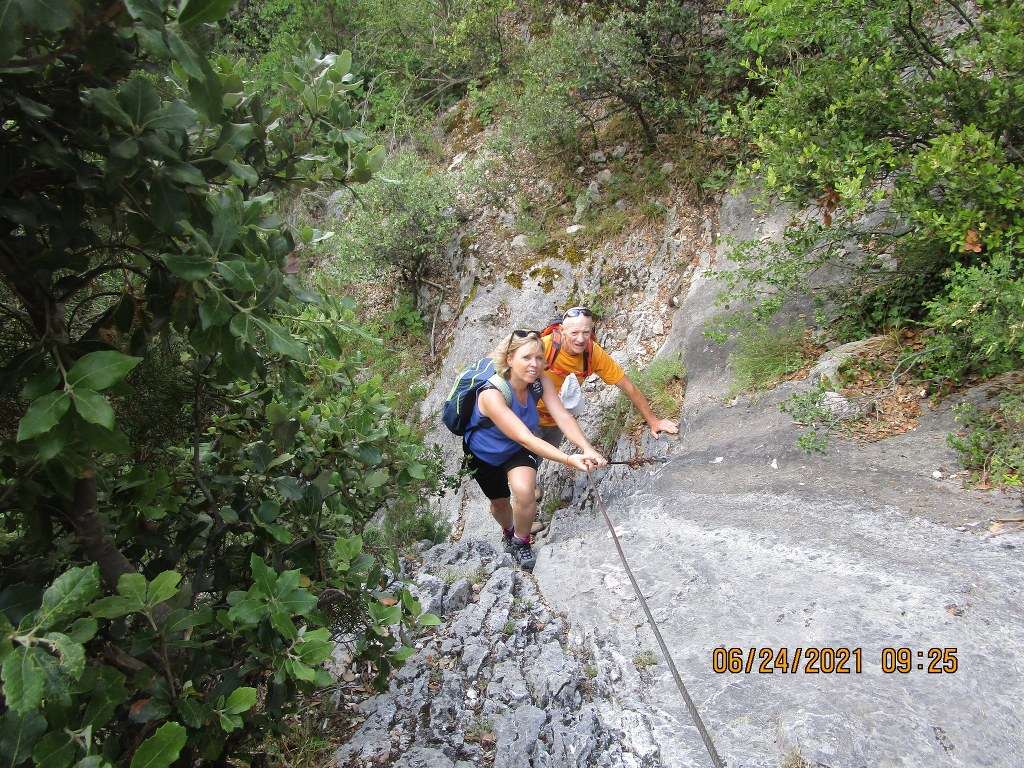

{"left": 0, "top": 3, "right": 443, "bottom": 766}
{"left": 594, "top": 357, "right": 686, "bottom": 451}
{"left": 949, "top": 382, "right": 1024, "bottom": 489}
{"left": 720, "top": 0, "right": 1024, "bottom": 386}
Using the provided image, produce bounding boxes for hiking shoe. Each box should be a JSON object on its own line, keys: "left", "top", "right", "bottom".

{"left": 501, "top": 532, "right": 514, "bottom": 553}
{"left": 508, "top": 538, "right": 537, "bottom": 572}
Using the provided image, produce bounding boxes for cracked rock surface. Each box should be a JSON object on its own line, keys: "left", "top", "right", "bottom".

{"left": 334, "top": 540, "right": 664, "bottom": 768}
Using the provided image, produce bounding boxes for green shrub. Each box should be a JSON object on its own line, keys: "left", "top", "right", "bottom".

{"left": 728, "top": 323, "right": 810, "bottom": 395}
{"left": 502, "top": 23, "right": 583, "bottom": 158}
{"left": 829, "top": 240, "right": 957, "bottom": 343}
{"left": 720, "top": 0, "right": 1024, "bottom": 381}
{"left": 948, "top": 386, "right": 1024, "bottom": 489}
{"left": 0, "top": 7, "right": 439, "bottom": 766}
{"left": 327, "top": 149, "right": 459, "bottom": 299}
{"left": 506, "top": 0, "right": 738, "bottom": 156}
{"left": 222, "top": 0, "right": 525, "bottom": 138}
{"left": 922, "top": 251, "right": 1024, "bottom": 383}
{"left": 779, "top": 382, "right": 842, "bottom": 454}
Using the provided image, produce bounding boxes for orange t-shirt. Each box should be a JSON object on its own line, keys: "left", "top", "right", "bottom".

{"left": 537, "top": 335, "right": 625, "bottom": 426}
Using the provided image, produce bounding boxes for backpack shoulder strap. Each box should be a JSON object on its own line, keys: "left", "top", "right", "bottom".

{"left": 541, "top": 325, "right": 562, "bottom": 370}
{"left": 463, "top": 374, "right": 510, "bottom": 443}
{"left": 485, "top": 374, "right": 541, "bottom": 408}
{"left": 543, "top": 325, "right": 593, "bottom": 378}
{"left": 485, "top": 373, "right": 513, "bottom": 405}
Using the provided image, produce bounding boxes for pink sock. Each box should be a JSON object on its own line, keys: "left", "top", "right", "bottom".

{"left": 503, "top": 527, "right": 514, "bottom": 537}
{"left": 515, "top": 534, "right": 530, "bottom": 545}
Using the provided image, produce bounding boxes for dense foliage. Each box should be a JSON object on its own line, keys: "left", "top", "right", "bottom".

{"left": 949, "top": 383, "right": 1024, "bottom": 488}
{"left": 504, "top": 0, "right": 738, "bottom": 156}
{"left": 214, "top": 0, "right": 1023, "bottom": 391}
{"left": 0, "top": 1, "right": 444, "bottom": 766}
{"left": 221, "top": 0, "right": 538, "bottom": 140}
{"left": 720, "top": 0, "right": 1024, "bottom": 382}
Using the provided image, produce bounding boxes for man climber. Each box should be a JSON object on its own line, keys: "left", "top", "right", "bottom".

{"left": 531, "top": 306, "right": 679, "bottom": 523}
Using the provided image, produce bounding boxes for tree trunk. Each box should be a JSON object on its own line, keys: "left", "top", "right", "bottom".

{"left": 68, "top": 473, "right": 137, "bottom": 590}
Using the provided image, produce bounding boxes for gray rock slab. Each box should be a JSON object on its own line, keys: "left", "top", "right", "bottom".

{"left": 493, "top": 704, "right": 547, "bottom": 768}
{"left": 536, "top": 406, "right": 1024, "bottom": 767}
{"left": 334, "top": 541, "right": 651, "bottom": 767}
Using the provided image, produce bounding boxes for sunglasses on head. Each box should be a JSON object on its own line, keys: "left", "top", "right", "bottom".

{"left": 509, "top": 329, "right": 540, "bottom": 341}
{"left": 563, "top": 307, "right": 594, "bottom": 320}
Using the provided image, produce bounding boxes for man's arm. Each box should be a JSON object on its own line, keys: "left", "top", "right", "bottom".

{"left": 539, "top": 374, "right": 606, "bottom": 467}
{"left": 615, "top": 375, "right": 679, "bottom": 439}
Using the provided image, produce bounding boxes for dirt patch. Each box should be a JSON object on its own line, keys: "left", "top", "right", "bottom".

{"left": 844, "top": 381, "right": 925, "bottom": 441}
{"left": 832, "top": 330, "right": 928, "bottom": 442}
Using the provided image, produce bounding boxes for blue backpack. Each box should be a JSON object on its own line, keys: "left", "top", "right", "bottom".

{"left": 442, "top": 357, "right": 542, "bottom": 438}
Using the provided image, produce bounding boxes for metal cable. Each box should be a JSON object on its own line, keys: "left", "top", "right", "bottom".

{"left": 586, "top": 469, "right": 727, "bottom": 768}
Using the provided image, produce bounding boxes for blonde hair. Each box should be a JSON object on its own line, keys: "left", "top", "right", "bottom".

{"left": 489, "top": 331, "right": 542, "bottom": 378}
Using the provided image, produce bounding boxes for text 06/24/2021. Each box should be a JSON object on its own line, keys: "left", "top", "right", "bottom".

{"left": 711, "top": 647, "right": 959, "bottom": 674}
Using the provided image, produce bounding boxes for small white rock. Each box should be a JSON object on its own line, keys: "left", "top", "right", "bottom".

{"left": 447, "top": 152, "right": 466, "bottom": 171}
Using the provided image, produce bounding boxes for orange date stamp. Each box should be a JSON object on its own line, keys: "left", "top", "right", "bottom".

{"left": 711, "top": 647, "right": 959, "bottom": 674}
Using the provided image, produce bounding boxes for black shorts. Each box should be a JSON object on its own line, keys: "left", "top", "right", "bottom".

{"left": 463, "top": 445, "right": 539, "bottom": 500}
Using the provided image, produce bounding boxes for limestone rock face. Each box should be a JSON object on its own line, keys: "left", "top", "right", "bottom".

{"left": 334, "top": 540, "right": 661, "bottom": 768}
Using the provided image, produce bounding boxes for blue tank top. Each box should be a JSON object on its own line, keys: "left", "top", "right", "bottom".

{"left": 466, "top": 384, "right": 539, "bottom": 465}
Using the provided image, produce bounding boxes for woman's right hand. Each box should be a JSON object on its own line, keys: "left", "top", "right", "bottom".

{"left": 580, "top": 447, "right": 607, "bottom": 468}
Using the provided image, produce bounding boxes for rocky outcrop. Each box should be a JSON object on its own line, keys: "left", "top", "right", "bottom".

{"left": 334, "top": 540, "right": 662, "bottom": 768}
